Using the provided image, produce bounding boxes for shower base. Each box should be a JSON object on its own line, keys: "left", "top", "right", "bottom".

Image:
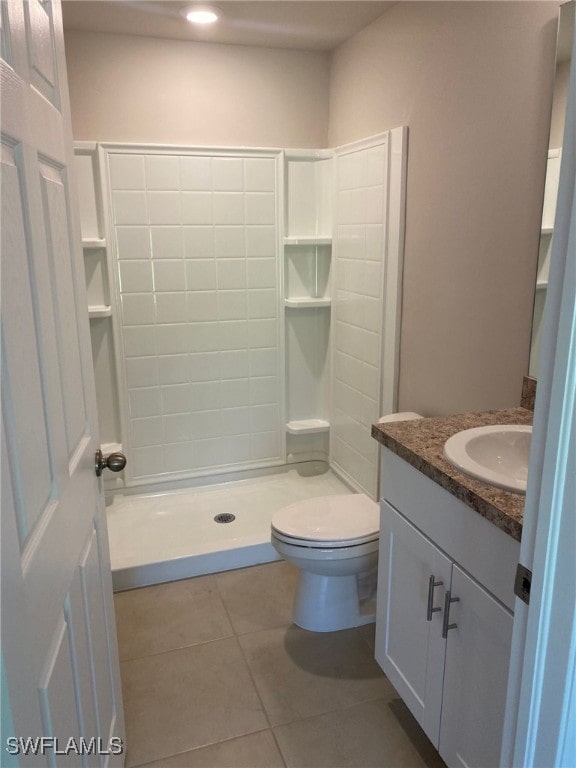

{"left": 106, "top": 462, "right": 352, "bottom": 591}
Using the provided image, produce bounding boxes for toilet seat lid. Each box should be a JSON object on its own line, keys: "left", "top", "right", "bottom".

{"left": 271, "top": 494, "right": 379, "bottom": 543}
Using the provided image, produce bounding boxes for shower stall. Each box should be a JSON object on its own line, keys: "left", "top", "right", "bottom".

{"left": 74, "top": 129, "right": 406, "bottom": 589}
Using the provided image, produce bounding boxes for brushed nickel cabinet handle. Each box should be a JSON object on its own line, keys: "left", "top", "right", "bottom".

{"left": 426, "top": 575, "right": 443, "bottom": 621}
{"left": 442, "top": 590, "right": 460, "bottom": 638}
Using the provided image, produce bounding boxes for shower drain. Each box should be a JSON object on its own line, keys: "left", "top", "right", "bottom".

{"left": 214, "top": 513, "right": 236, "bottom": 524}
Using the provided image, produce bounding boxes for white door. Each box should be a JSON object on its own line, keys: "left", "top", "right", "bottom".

{"left": 1, "top": 1, "right": 125, "bottom": 765}
{"left": 439, "top": 565, "right": 514, "bottom": 768}
{"left": 375, "top": 503, "right": 451, "bottom": 747}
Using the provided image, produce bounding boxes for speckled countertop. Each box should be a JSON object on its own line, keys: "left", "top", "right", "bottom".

{"left": 371, "top": 407, "right": 533, "bottom": 542}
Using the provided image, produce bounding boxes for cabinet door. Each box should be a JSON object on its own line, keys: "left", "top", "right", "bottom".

{"left": 439, "top": 564, "right": 514, "bottom": 768}
{"left": 375, "top": 502, "right": 452, "bottom": 747}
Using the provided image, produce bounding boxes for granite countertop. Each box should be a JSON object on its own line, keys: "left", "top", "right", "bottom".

{"left": 371, "top": 407, "right": 533, "bottom": 542}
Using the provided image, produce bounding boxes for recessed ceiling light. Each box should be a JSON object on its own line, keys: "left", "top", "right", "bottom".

{"left": 180, "top": 5, "right": 221, "bottom": 25}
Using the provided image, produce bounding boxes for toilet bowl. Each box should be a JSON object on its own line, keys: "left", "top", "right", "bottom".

{"left": 271, "top": 412, "right": 423, "bottom": 632}
{"left": 272, "top": 494, "right": 379, "bottom": 631}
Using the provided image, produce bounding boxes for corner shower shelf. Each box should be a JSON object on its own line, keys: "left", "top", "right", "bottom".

{"left": 284, "top": 236, "right": 332, "bottom": 247}
{"left": 82, "top": 238, "right": 107, "bottom": 249}
{"left": 286, "top": 419, "right": 330, "bottom": 435}
{"left": 284, "top": 297, "right": 331, "bottom": 308}
{"left": 88, "top": 304, "right": 113, "bottom": 318}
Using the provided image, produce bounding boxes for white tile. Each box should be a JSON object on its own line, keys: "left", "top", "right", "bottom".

{"left": 153, "top": 260, "right": 186, "bottom": 291}
{"left": 193, "top": 437, "right": 222, "bottom": 469}
{"left": 218, "top": 320, "right": 248, "bottom": 351}
{"left": 365, "top": 225, "right": 383, "bottom": 261}
{"left": 189, "top": 352, "right": 220, "bottom": 382}
{"left": 366, "top": 187, "right": 384, "bottom": 224}
{"left": 163, "top": 442, "right": 196, "bottom": 473}
{"left": 213, "top": 193, "right": 244, "bottom": 225}
{"left": 250, "top": 376, "right": 277, "bottom": 405}
{"left": 162, "top": 413, "right": 191, "bottom": 443}
{"left": 158, "top": 354, "right": 189, "bottom": 385}
{"left": 218, "top": 435, "right": 252, "bottom": 464}
{"left": 183, "top": 227, "right": 214, "bottom": 259}
{"left": 186, "top": 259, "right": 217, "bottom": 291}
{"left": 121, "top": 293, "right": 155, "bottom": 325}
{"left": 188, "top": 322, "right": 220, "bottom": 353}
{"left": 148, "top": 192, "right": 181, "bottom": 225}
{"left": 151, "top": 227, "right": 184, "bottom": 259}
{"left": 247, "top": 258, "right": 276, "bottom": 288}
{"left": 129, "top": 387, "right": 161, "bottom": 418}
{"left": 216, "top": 259, "right": 246, "bottom": 289}
{"left": 217, "top": 290, "right": 247, "bottom": 320}
{"left": 116, "top": 227, "right": 151, "bottom": 260}
{"left": 250, "top": 431, "right": 280, "bottom": 460}
{"left": 219, "top": 350, "right": 249, "bottom": 380}
{"left": 132, "top": 446, "right": 161, "bottom": 478}
{"left": 220, "top": 378, "right": 250, "bottom": 407}
{"left": 220, "top": 407, "right": 251, "bottom": 435}
{"left": 125, "top": 356, "right": 158, "bottom": 388}
{"left": 250, "top": 404, "right": 278, "bottom": 433}
{"left": 155, "top": 292, "right": 187, "bottom": 323}
{"left": 361, "top": 296, "right": 382, "bottom": 333}
{"left": 365, "top": 145, "right": 387, "bottom": 186}
{"left": 180, "top": 156, "right": 211, "bottom": 190}
{"left": 187, "top": 291, "right": 218, "bottom": 321}
{"left": 212, "top": 158, "right": 243, "bottom": 191}
{"left": 123, "top": 325, "right": 157, "bottom": 357}
{"left": 189, "top": 381, "right": 221, "bottom": 411}
{"left": 247, "top": 319, "right": 277, "bottom": 348}
{"left": 246, "top": 226, "right": 276, "bottom": 258}
{"left": 182, "top": 192, "right": 212, "bottom": 225}
{"left": 214, "top": 226, "right": 245, "bottom": 258}
{"left": 155, "top": 324, "right": 189, "bottom": 355}
{"left": 249, "top": 348, "right": 277, "bottom": 377}
{"left": 248, "top": 289, "right": 277, "bottom": 319}
{"left": 131, "top": 416, "right": 163, "bottom": 447}
{"left": 112, "top": 191, "right": 147, "bottom": 225}
{"left": 244, "top": 158, "right": 275, "bottom": 192}
{"left": 145, "top": 155, "right": 180, "bottom": 190}
{"left": 161, "top": 384, "right": 191, "bottom": 414}
{"left": 363, "top": 261, "right": 383, "bottom": 298}
{"left": 109, "top": 154, "right": 145, "bottom": 190}
{"left": 190, "top": 410, "right": 222, "bottom": 439}
{"left": 245, "top": 193, "right": 275, "bottom": 225}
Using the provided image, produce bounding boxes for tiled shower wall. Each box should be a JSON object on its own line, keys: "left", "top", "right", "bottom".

{"left": 331, "top": 142, "right": 388, "bottom": 497}
{"left": 107, "top": 151, "right": 282, "bottom": 482}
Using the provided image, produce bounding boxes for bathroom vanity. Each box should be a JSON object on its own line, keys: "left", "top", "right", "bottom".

{"left": 372, "top": 407, "right": 532, "bottom": 768}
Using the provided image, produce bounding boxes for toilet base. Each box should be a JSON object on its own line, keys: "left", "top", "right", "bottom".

{"left": 293, "top": 570, "right": 375, "bottom": 632}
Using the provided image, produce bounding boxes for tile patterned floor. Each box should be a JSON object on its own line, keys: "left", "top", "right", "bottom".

{"left": 115, "top": 561, "right": 447, "bottom": 768}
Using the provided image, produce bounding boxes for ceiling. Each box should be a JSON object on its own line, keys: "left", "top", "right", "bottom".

{"left": 62, "top": 1, "right": 396, "bottom": 52}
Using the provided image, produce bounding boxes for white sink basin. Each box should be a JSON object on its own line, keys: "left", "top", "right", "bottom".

{"left": 443, "top": 425, "right": 532, "bottom": 494}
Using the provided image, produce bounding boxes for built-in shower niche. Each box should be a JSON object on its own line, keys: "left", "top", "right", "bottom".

{"left": 283, "top": 152, "right": 333, "bottom": 459}
{"left": 74, "top": 143, "right": 123, "bottom": 489}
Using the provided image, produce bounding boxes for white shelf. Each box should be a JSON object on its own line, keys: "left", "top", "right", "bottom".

{"left": 82, "top": 238, "right": 107, "bottom": 249}
{"left": 536, "top": 281, "right": 548, "bottom": 291}
{"left": 286, "top": 419, "right": 330, "bottom": 435}
{"left": 88, "top": 304, "right": 113, "bottom": 318}
{"left": 540, "top": 227, "right": 553, "bottom": 236}
{"left": 284, "top": 236, "right": 332, "bottom": 247}
{"left": 285, "top": 297, "right": 331, "bottom": 308}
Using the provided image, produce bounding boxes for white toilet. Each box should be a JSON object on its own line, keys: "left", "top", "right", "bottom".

{"left": 271, "top": 412, "right": 423, "bottom": 632}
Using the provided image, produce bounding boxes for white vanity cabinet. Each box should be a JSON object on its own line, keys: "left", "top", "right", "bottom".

{"left": 375, "top": 449, "right": 519, "bottom": 768}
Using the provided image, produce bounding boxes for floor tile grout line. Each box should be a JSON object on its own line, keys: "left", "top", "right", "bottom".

{"left": 127, "top": 726, "right": 276, "bottom": 768}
